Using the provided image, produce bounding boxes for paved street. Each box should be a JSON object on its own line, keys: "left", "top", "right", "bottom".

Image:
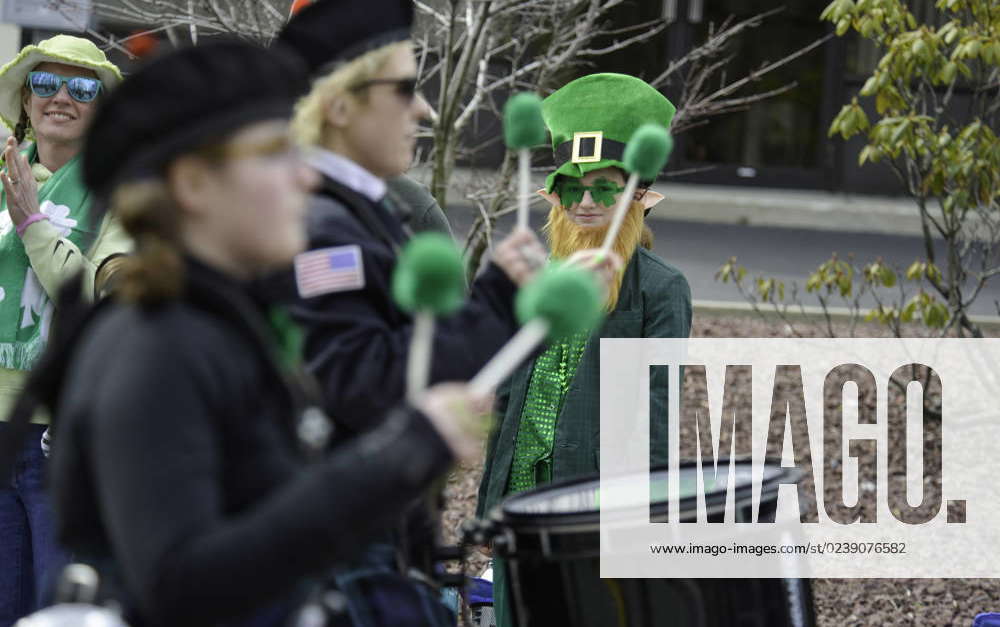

{"left": 446, "top": 206, "right": 1000, "bottom": 317}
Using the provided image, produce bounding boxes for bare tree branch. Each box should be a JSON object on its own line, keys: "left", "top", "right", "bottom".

{"left": 81, "top": 0, "right": 290, "bottom": 44}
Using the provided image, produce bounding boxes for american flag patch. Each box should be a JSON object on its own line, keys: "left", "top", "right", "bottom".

{"left": 294, "top": 245, "right": 365, "bottom": 298}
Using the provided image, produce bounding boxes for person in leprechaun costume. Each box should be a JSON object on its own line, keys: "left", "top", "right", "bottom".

{"left": 0, "top": 35, "right": 130, "bottom": 622}
{"left": 476, "top": 73, "right": 692, "bottom": 627}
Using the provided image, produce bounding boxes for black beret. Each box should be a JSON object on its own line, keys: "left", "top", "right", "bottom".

{"left": 278, "top": 0, "right": 413, "bottom": 77}
{"left": 83, "top": 40, "right": 309, "bottom": 197}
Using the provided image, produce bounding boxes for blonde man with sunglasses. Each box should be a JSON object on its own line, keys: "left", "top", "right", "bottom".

{"left": 271, "top": 2, "right": 562, "bottom": 625}
{"left": 278, "top": 2, "right": 548, "bottom": 434}
{"left": 0, "top": 35, "right": 130, "bottom": 624}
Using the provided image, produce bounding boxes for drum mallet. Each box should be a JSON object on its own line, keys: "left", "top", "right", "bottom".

{"left": 598, "top": 123, "right": 674, "bottom": 256}
{"left": 469, "top": 263, "right": 604, "bottom": 398}
{"left": 392, "top": 234, "right": 473, "bottom": 598}
{"left": 391, "top": 232, "right": 466, "bottom": 402}
{"left": 503, "top": 92, "right": 547, "bottom": 232}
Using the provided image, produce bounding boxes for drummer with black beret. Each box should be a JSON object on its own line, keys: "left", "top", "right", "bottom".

{"left": 38, "top": 40, "right": 483, "bottom": 627}
{"left": 276, "top": 0, "right": 546, "bottom": 432}
{"left": 269, "top": 2, "right": 558, "bottom": 623}
{"left": 275, "top": 2, "right": 630, "bottom": 621}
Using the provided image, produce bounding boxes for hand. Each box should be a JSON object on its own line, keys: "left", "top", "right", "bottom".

{"left": 1, "top": 136, "right": 39, "bottom": 227}
{"left": 415, "top": 383, "right": 491, "bottom": 463}
{"left": 565, "top": 248, "right": 624, "bottom": 299}
{"left": 468, "top": 390, "right": 495, "bottom": 420}
{"left": 493, "top": 227, "right": 547, "bottom": 287}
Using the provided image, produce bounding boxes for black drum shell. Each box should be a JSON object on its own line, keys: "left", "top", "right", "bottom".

{"left": 490, "top": 460, "right": 816, "bottom": 627}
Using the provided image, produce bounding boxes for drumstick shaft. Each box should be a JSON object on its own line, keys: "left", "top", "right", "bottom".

{"left": 407, "top": 311, "right": 434, "bottom": 401}
{"left": 517, "top": 148, "right": 530, "bottom": 231}
{"left": 599, "top": 172, "right": 640, "bottom": 256}
{"left": 470, "top": 319, "right": 549, "bottom": 397}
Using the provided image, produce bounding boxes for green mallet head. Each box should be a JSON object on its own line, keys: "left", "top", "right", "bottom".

{"left": 623, "top": 123, "right": 673, "bottom": 181}
{"left": 504, "top": 92, "right": 547, "bottom": 150}
{"left": 392, "top": 233, "right": 465, "bottom": 315}
{"left": 516, "top": 263, "right": 603, "bottom": 340}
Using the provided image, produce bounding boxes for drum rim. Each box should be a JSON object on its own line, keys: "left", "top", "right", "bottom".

{"left": 495, "top": 457, "right": 803, "bottom": 527}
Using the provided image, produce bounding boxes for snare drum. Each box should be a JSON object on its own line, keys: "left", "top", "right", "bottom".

{"left": 489, "top": 460, "right": 815, "bottom": 627}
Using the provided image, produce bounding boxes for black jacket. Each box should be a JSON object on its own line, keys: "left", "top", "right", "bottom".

{"left": 50, "top": 259, "right": 453, "bottom": 626}
{"left": 286, "top": 176, "right": 520, "bottom": 431}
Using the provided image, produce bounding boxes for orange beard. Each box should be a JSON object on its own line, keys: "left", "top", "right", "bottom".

{"left": 544, "top": 201, "right": 645, "bottom": 311}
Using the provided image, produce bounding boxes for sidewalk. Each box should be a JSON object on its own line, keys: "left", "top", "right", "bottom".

{"left": 652, "top": 182, "right": 923, "bottom": 237}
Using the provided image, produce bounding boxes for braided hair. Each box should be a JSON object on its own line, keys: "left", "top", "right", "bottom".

{"left": 11, "top": 84, "right": 32, "bottom": 144}
{"left": 112, "top": 180, "right": 184, "bottom": 306}
{"left": 12, "top": 108, "right": 28, "bottom": 145}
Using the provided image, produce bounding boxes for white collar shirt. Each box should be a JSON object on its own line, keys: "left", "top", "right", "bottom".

{"left": 307, "top": 148, "right": 386, "bottom": 203}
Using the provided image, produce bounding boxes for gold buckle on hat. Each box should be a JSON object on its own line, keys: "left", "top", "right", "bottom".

{"left": 571, "top": 131, "right": 603, "bottom": 163}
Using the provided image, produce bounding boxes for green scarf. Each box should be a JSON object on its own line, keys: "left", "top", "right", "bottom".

{"left": 506, "top": 332, "right": 588, "bottom": 494}
{"left": 0, "top": 145, "right": 94, "bottom": 370}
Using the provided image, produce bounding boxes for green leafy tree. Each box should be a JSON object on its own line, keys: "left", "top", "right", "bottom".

{"left": 823, "top": 0, "right": 1000, "bottom": 337}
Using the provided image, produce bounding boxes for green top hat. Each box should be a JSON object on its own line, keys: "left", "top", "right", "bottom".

{"left": 542, "top": 73, "right": 675, "bottom": 192}
{"left": 0, "top": 35, "right": 123, "bottom": 132}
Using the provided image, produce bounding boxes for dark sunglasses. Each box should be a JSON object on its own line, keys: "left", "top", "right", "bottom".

{"left": 350, "top": 77, "right": 418, "bottom": 101}
{"left": 26, "top": 71, "right": 103, "bottom": 103}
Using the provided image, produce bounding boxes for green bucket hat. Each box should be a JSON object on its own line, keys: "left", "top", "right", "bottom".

{"left": 0, "top": 35, "right": 123, "bottom": 132}
{"left": 542, "top": 73, "right": 675, "bottom": 192}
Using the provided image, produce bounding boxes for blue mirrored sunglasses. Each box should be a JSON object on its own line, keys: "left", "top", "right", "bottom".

{"left": 26, "top": 71, "right": 103, "bottom": 103}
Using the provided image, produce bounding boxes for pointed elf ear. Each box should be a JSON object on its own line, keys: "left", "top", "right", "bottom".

{"left": 639, "top": 190, "right": 665, "bottom": 210}
{"left": 537, "top": 187, "right": 560, "bottom": 207}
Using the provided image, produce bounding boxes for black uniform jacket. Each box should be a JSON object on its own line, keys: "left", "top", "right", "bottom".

{"left": 286, "top": 176, "right": 520, "bottom": 431}
{"left": 50, "top": 258, "right": 454, "bottom": 627}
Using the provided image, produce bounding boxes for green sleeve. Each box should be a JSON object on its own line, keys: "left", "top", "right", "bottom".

{"left": 476, "top": 378, "right": 513, "bottom": 518}
{"left": 643, "top": 271, "right": 692, "bottom": 468}
{"left": 386, "top": 174, "right": 454, "bottom": 237}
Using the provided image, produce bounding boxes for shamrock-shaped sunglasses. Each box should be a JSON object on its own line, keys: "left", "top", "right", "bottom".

{"left": 26, "top": 71, "right": 103, "bottom": 103}
{"left": 552, "top": 177, "right": 626, "bottom": 207}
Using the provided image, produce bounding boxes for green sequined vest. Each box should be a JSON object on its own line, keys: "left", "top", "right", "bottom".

{"left": 506, "top": 332, "right": 588, "bottom": 494}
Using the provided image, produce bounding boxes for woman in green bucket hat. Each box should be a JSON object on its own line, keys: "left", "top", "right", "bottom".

{"left": 0, "top": 35, "right": 130, "bottom": 623}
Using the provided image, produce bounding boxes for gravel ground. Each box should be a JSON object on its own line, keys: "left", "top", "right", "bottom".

{"left": 440, "top": 312, "right": 1000, "bottom": 626}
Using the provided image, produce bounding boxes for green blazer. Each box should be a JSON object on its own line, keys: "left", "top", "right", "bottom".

{"left": 476, "top": 247, "right": 692, "bottom": 517}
